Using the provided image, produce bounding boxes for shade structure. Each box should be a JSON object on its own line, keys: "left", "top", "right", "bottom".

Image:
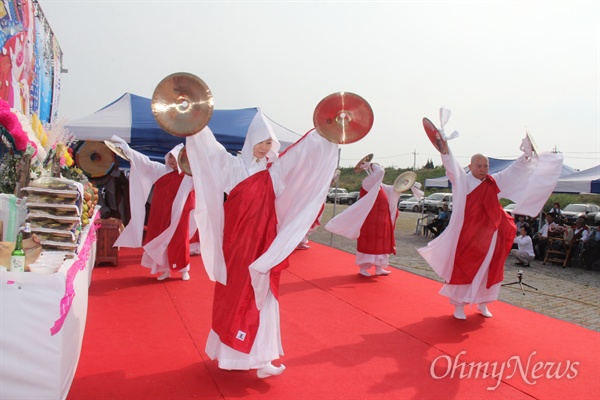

{"left": 65, "top": 93, "right": 302, "bottom": 163}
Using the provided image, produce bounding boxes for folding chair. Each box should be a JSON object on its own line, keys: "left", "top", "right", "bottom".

{"left": 543, "top": 237, "right": 575, "bottom": 268}
{"left": 415, "top": 214, "right": 436, "bottom": 237}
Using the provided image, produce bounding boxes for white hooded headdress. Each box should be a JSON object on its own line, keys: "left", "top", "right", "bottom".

{"left": 240, "top": 109, "right": 280, "bottom": 167}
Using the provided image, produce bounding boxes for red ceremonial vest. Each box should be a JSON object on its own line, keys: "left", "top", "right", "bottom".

{"left": 211, "top": 170, "right": 289, "bottom": 354}
{"left": 449, "top": 175, "right": 516, "bottom": 288}
{"left": 357, "top": 187, "right": 396, "bottom": 255}
{"left": 144, "top": 171, "right": 195, "bottom": 271}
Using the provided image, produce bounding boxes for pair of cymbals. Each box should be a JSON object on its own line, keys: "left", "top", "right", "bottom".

{"left": 152, "top": 73, "right": 373, "bottom": 146}
{"left": 313, "top": 92, "right": 374, "bottom": 144}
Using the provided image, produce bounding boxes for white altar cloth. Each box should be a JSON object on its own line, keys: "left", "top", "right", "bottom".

{"left": 0, "top": 212, "right": 98, "bottom": 400}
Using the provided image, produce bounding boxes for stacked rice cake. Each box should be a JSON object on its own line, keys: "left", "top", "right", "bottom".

{"left": 21, "top": 177, "right": 84, "bottom": 253}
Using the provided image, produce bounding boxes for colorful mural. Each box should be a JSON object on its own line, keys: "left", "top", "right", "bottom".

{"left": 0, "top": 0, "right": 62, "bottom": 123}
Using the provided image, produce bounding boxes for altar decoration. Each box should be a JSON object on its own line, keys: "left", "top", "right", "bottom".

{"left": 0, "top": 102, "right": 105, "bottom": 261}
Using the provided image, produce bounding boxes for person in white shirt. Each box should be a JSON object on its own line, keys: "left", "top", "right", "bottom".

{"left": 510, "top": 226, "right": 535, "bottom": 266}
{"left": 533, "top": 213, "right": 559, "bottom": 260}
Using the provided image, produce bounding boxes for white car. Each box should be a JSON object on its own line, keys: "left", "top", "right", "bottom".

{"left": 423, "top": 193, "right": 453, "bottom": 213}
{"left": 398, "top": 196, "right": 424, "bottom": 212}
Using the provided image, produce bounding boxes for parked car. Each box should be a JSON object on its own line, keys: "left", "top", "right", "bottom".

{"left": 398, "top": 196, "right": 424, "bottom": 212}
{"left": 327, "top": 188, "right": 349, "bottom": 203}
{"left": 423, "top": 193, "right": 453, "bottom": 213}
{"left": 560, "top": 203, "right": 600, "bottom": 225}
{"left": 346, "top": 191, "right": 360, "bottom": 205}
{"left": 398, "top": 193, "right": 413, "bottom": 202}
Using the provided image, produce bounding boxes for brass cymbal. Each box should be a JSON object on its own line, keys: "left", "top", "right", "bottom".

{"left": 313, "top": 92, "right": 374, "bottom": 144}
{"left": 104, "top": 140, "right": 130, "bottom": 162}
{"left": 354, "top": 153, "right": 374, "bottom": 174}
{"left": 393, "top": 171, "right": 417, "bottom": 193}
{"left": 178, "top": 146, "right": 192, "bottom": 176}
{"left": 422, "top": 117, "right": 448, "bottom": 155}
{"left": 526, "top": 130, "right": 540, "bottom": 154}
{"left": 151, "top": 72, "right": 214, "bottom": 137}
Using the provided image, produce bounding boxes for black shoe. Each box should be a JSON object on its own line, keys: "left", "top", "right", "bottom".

{"left": 514, "top": 261, "right": 524, "bottom": 266}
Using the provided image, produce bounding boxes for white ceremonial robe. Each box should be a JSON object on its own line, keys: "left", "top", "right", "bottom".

{"left": 325, "top": 164, "right": 401, "bottom": 267}
{"left": 110, "top": 136, "right": 194, "bottom": 273}
{"left": 187, "top": 125, "right": 338, "bottom": 370}
{"left": 418, "top": 150, "right": 563, "bottom": 305}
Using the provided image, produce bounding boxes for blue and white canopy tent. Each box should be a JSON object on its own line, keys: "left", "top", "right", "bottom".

{"left": 553, "top": 165, "right": 600, "bottom": 194}
{"left": 65, "top": 93, "right": 302, "bottom": 163}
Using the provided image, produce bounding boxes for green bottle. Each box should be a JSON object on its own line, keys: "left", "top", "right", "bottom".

{"left": 10, "top": 232, "right": 26, "bottom": 272}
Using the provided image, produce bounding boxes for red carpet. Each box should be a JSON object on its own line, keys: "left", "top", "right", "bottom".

{"left": 68, "top": 244, "right": 599, "bottom": 399}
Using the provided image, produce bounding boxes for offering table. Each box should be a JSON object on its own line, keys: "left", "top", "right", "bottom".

{"left": 0, "top": 211, "right": 99, "bottom": 400}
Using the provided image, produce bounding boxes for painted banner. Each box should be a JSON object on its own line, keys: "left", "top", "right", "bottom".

{"left": 0, "top": 0, "right": 62, "bottom": 123}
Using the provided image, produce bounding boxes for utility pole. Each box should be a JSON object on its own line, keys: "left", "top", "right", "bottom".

{"left": 413, "top": 148, "right": 417, "bottom": 170}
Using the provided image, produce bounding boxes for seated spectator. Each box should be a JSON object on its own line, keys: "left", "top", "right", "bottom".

{"left": 580, "top": 224, "right": 600, "bottom": 270}
{"left": 533, "top": 213, "right": 559, "bottom": 260}
{"left": 426, "top": 203, "right": 451, "bottom": 238}
{"left": 510, "top": 226, "right": 535, "bottom": 267}
{"left": 572, "top": 217, "right": 590, "bottom": 242}
{"left": 570, "top": 217, "right": 590, "bottom": 267}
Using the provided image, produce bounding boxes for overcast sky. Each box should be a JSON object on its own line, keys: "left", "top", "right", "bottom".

{"left": 39, "top": 0, "right": 599, "bottom": 171}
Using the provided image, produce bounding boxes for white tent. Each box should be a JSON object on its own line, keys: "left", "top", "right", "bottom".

{"left": 553, "top": 165, "right": 600, "bottom": 194}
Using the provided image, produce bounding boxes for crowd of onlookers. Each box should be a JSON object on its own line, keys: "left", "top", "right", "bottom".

{"left": 422, "top": 200, "right": 600, "bottom": 270}
{"left": 509, "top": 202, "right": 600, "bottom": 270}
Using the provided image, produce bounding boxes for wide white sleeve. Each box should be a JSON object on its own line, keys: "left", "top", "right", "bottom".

{"left": 114, "top": 140, "right": 169, "bottom": 248}
{"left": 324, "top": 164, "right": 384, "bottom": 239}
{"left": 495, "top": 152, "right": 563, "bottom": 217}
{"left": 417, "top": 150, "right": 465, "bottom": 282}
{"left": 186, "top": 127, "right": 244, "bottom": 284}
{"left": 249, "top": 130, "right": 338, "bottom": 309}
{"left": 381, "top": 183, "right": 401, "bottom": 224}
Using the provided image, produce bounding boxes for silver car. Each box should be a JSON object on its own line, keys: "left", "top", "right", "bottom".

{"left": 398, "top": 196, "right": 424, "bottom": 212}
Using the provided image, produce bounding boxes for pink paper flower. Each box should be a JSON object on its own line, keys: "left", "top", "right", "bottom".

{"left": 0, "top": 109, "right": 28, "bottom": 151}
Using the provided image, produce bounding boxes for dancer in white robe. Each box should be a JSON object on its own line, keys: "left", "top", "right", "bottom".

{"left": 325, "top": 162, "right": 401, "bottom": 276}
{"left": 418, "top": 114, "right": 563, "bottom": 320}
{"left": 110, "top": 137, "right": 195, "bottom": 280}
{"left": 186, "top": 109, "right": 338, "bottom": 377}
